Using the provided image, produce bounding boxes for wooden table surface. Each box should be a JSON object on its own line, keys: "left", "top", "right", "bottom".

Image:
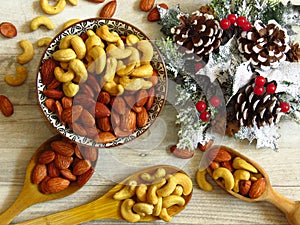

{"left": 0, "top": 0, "right": 300, "bottom": 224}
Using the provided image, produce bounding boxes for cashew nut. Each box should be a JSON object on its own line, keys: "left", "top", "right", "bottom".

{"left": 40, "top": 0, "right": 66, "bottom": 15}
{"left": 62, "top": 81, "right": 79, "bottom": 97}
{"left": 120, "top": 199, "right": 140, "bottom": 223}
{"left": 87, "top": 46, "right": 106, "bottom": 74}
{"left": 140, "top": 167, "right": 166, "bottom": 182}
{"left": 30, "top": 16, "right": 54, "bottom": 31}
{"left": 232, "top": 157, "right": 258, "bottom": 173}
{"left": 147, "top": 185, "right": 159, "bottom": 205}
{"left": 136, "top": 184, "right": 147, "bottom": 202}
{"left": 126, "top": 34, "right": 140, "bottom": 46}
{"left": 212, "top": 167, "right": 235, "bottom": 191}
{"left": 159, "top": 208, "right": 172, "bottom": 222}
{"left": 196, "top": 169, "right": 213, "bottom": 192}
{"left": 119, "top": 76, "right": 152, "bottom": 91}
{"left": 63, "top": 19, "right": 81, "bottom": 30}
{"left": 53, "top": 48, "right": 77, "bottom": 62}
{"left": 59, "top": 35, "right": 77, "bottom": 49}
{"left": 162, "top": 195, "right": 185, "bottom": 208}
{"left": 137, "top": 40, "right": 153, "bottom": 64}
{"left": 106, "top": 44, "right": 132, "bottom": 59}
{"left": 157, "top": 172, "right": 193, "bottom": 197}
{"left": 70, "top": 36, "right": 87, "bottom": 60}
{"left": 131, "top": 64, "right": 153, "bottom": 78}
{"left": 116, "top": 60, "right": 136, "bottom": 77}
{"left": 85, "top": 33, "right": 105, "bottom": 50}
{"left": 96, "top": 25, "right": 120, "bottom": 43}
{"left": 37, "top": 37, "right": 52, "bottom": 47}
{"left": 54, "top": 67, "right": 74, "bottom": 83}
{"left": 233, "top": 170, "right": 251, "bottom": 193}
{"left": 67, "top": 0, "right": 78, "bottom": 6}
{"left": 113, "top": 180, "right": 137, "bottom": 200}
{"left": 127, "top": 46, "right": 141, "bottom": 68}
{"left": 172, "top": 185, "right": 184, "bottom": 196}
{"left": 5, "top": 65, "right": 28, "bottom": 86}
{"left": 103, "top": 81, "right": 124, "bottom": 96}
{"left": 132, "top": 203, "right": 154, "bottom": 216}
{"left": 103, "top": 57, "right": 118, "bottom": 82}
{"left": 69, "top": 59, "right": 88, "bottom": 83}
{"left": 17, "top": 40, "right": 34, "bottom": 65}
{"left": 152, "top": 197, "right": 163, "bottom": 216}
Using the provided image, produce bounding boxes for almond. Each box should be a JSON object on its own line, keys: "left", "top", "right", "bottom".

{"left": 61, "top": 96, "right": 73, "bottom": 109}
{"left": 32, "top": 164, "right": 47, "bottom": 184}
{"left": 46, "top": 177, "right": 70, "bottom": 193}
{"left": 140, "top": 0, "right": 155, "bottom": 12}
{"left": 38, "top": 150, "right": 56, "bottom": 164}
{"left": 43, "top": 89, "right": 64, "bottom": 99}
{"left": 72, "top": 122, "right": 88, "bottom": 136}
{"left": 73, "top": 94, "right": 96, "bottom": 109}
{"left": 79, "top": 109, "right": 96, "bottom": 128}
{"left": 136, "top": 107, "right": 148, "bottom": 128}
{"left": 0, "top": 95, "right": 14, "bottom": 117}
{"left": 249, "top": 177, "right": 266, "bottom": 199}
{"left": 135, "top": 89, "right": 148, "bottom": 107}
{"left": 198, "top": 139, "right": 214, "bottom": 152}
{"left": 47, "top": 161, "right": 60, "bottom": 177}
{"left": 207, "top": 146, "right": 232, "bottom": 162}
{"left": 114, "top": 126, "right": 132, "bottom": 137}
{"left": 221, "top": 161, "right": 234, "bottom": 172}
{"left": 87, "top": 75, "right": 101, "bottom": 95}
{"left": 73, "top": 159, "right": 92, "bottom": 175}
{"left": 146, "top": 87, "right": 155, "bottom": 110}
{"left": 239, "top": 180, "right": 252, "bottom": 196}
{"left": 40, "top": 59, "right": 57, "bottom": 85}
{"left": 147, "top": 3, "right": 168, "bottom": 22}
{"left": 47, "top": 78, "right": 61, "bottom": 89}
{"left": 95, "top": 102, "right": 111, "bottom": 118}
{"left": 209, "top": 161, "right": 220, "bottom": 170}
{"left": 74, "top": 145, "right": 84, "bottom": 159}
{"left": 170, "top": 145, "right": 194, "bottom": 159}
{"left": 97, "top": 116, "right": 111, "bottom": 132}
{"left": 111, "top": 97, "right": 126, "bottom": 115}
{"left": 51, "top": 140, "right": 75, "bottom": 157}
{"left": 0, "top": 22, "right": 17, "bottom": 38}
{"left": 45, "top": 98, "right": 56, "bottom": 112}
{"left": 97, "top": 91, "right": 111, "bottom": 105}
{"left": 99, "top": 0, "right": 117, "bottom": 18}
{"left": 95, "top": 131, "right": 116, "bottom": 144}
{"left": 54, "top": 154, "right": 73, "bottom": 170}
{"left": 60, "top": 169, "right": 77, "bottom": 181}
{"left": 77, "top": 168, "right": 94, "bottom": 186}
{"left": 80, "top": 83, "right": 95, "bottom": 99}
{"left": 54, "top": 100, "right": 63, "bottom": 121}
{"left": 82, "top": 147, "right": 98, "bottom": 162}
{"left": 39, "top": 176, "right": 51, "bottom": 194}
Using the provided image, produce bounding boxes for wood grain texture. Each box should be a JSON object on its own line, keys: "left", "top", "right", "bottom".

{"left": 0, "top": 0, "right": 299, "bottom": 224}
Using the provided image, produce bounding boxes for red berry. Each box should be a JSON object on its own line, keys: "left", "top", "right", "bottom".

{"left": 253, "top": 85, "right": 265, "bottom": 95}
{"left": 280, "top": 102, "right": 290, "bottom": 113}
{"left": 255, "top": 75, "right": 266, "bottom": 87}
{"left": 227, "top": 14, "right": 237, "bottom": 24}
{"left": 195, "top": 63, "right": 204, "bottom": 72}
{"left": 236, "top": 16, "right": 247, "bottom": 27}
{"left": 220, "top": 18, "right": 231, "bottom": 30}
{"left": 241, "top": 21, "right": 252, "bottom": 31}
{"left": 209, "top": 96, "right": 221, "bottom": 107}
{"left": 266, "top": 83, "right": 276, "bottom": 94}
{"left": 196, "top": 100, "right": 207, "bottom": 112}
{"left": 200, "top": 111, "right": 210, "bottom": 122}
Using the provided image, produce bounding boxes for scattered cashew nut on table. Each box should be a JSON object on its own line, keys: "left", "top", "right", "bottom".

{"left": 30, "top": 16, "right": 54, "bottom": 31}
{"left": 5, "top": 65, "right": 28, "bottom": 86}
{"left": 37, "top": 37, "right": 52, "bottom": 47}
{"left": 40, "top": 0, "right": 67, "bottom": 15}
{"left": 17, "top": 40, "right": 34, "bottom": 65}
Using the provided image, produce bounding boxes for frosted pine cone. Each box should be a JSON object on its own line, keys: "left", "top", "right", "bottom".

{"left": 237, "top": 20, "right": 290, "bottom": 70}
{"left": 171, "top": 10, "right": 223, "bottom": 61}
{"left": 286, "top": 42, "right": 300, "bottom": 62}
{"left": 226, "top": 78, "right": 282, "bottom": 136}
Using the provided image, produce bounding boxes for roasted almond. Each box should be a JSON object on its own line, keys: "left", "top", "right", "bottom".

{"left": 45, "top": 98, "right": 56, "bottom": 112}
{"left": 38, "top": 150, "right": 56, "bottom": 164}
{"left": 95, "top": 131, "right": 116, "bottom": 144}
{"left": 147, "top": 3, "right": 168, "bottom": 22}
{"left": 170, "top": 145, "right": 194, "bottom": 159}
{"left": 47, "top": 161, "right": 60, "bottom": 177}
{"left": 82, "top": 147, "right": 98, "bottom": 162}
{"left": 43, "top": 89, "right": 64, "bottom": 99}
{"left": 32, "top": 164, "right": 47, "bottom": 184}
{"left": 239, "top": 180, "right": 252, "bottom": 196}
{"left": 136, "top": 107, "right": 148, "bottom": 128}
{"left": 135, "top": 89, "right": 148, "bottom": 107}
{"left": 80, "top": 109, "right": 96, "bottom": 128}
{"left": 50, "top": 140, "right": 75, "bottom": 157}
{"left": 77, "top": 168, "right": 94, "bottom": 186}
{"left": 0, "top": 22, "right": 17, "bottom": 38}
{"left": 97, "top": 116, "right": 111, "bottom": 132}
{"left": 61, "top": 96, "right": 73, "bottom": 109}
{"left": 73, "top": 159, "right": 92, "bottom": 176}
{"left": 46, "top": 177, "right": 70, "bottom": 193}
{"left": 146, "top": 87, "right": 155, "bottom": 110}
{"left": 249, "top": 177, "right": 266, "bottom": 199}
{"left": 60, "top": 169, "right": 77, "bottom": 181}
{"left": 99, "top": 0, "right": 117, "bottom": 18}
{"left": 95, "top": 102, "right": 111, "bottom": 118}
{"left": 40, "top": 59, "right": 57, "bottom": 85}
{"left": 111, "top": 97, "right": 126, "bottom": 115}
{"left": 0, "top": 95, "right": 14, "bottom": 117}
{"left": 140, "top": 0, "right": 155, "bottom": 12}
{"left": 97, "top": 91, "right": 111, "bottom": 105}
{"left": 54, "top": 154, "right": 73, "bottom": 170}
{"left": 207, "top": 146, "right": 232, "bottom": 162}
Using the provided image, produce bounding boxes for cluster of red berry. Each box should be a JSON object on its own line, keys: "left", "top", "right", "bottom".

{"left": 220, "top": 14, "right": 252, "bottom": 31}
{"left": 195, "top": 96, "right": 220, "bottom": 122}
{"left": 254, "top": 75, "right": 290, "bottom": 113}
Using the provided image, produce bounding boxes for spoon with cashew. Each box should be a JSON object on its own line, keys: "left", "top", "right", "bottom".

{"left": 199, "top": 145, "right": 300, "bottom": 225}
{"left": 0, "top": 134, "right": 97, "bottom": 225}
{"left": 14, "top": 165, "right": 193, "bottom": 225}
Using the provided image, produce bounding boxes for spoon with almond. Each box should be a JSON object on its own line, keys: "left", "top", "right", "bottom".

{"left": 14, "top": 165, "right": 193, "bottom": 225}
{"left": 0, "top": 134, "right": 97, "bottom": 225}
{"left": 202, "top": 145, "right": 300, "bottom": 225}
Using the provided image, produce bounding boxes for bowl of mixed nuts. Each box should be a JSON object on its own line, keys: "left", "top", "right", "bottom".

{"left": 37, "top": 18, "right": 167, "bottom": 147}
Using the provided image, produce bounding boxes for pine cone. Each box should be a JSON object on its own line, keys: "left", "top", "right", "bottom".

{"left": 171, "top": 10, "right": 223, "bottom": 61}
{"left": 226, "top": 78, "right": 281, "bottom": 136}
{"left": 286, "top": 42, "right": 300, "bottom": 62}
{"left": 237, "top": 20, "right": 290, "bottom": 70}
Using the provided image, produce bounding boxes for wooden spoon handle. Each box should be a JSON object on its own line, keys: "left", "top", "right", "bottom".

{"left": 266, "top": 187, "right": 300, "bottom": 225}
{"left": 14, "top": 198, "right": 121, "bottom": 225}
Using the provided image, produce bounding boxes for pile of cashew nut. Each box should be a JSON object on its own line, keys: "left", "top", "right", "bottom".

{"left": 113, "top": 168, "right": 193, "bottom": 222}
{"left": 49, "top": 24, "right": 155, "bottom": 98}
{"left": 196, "top": 148, "right": 265, "bottom": 199}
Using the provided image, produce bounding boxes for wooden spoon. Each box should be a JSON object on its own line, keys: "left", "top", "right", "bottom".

{"left": 0, "top": 134, "right": 91, "bottom": 225}
{"left": 14, "top": 165, "right": 192, "bottom": 225}
{"left": 204, "top": 145, "right": 300, "bottom": 225}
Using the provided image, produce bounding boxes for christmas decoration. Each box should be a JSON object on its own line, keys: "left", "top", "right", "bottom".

{"left": 155, "top": 0, "right": 300, "bottom": 151}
